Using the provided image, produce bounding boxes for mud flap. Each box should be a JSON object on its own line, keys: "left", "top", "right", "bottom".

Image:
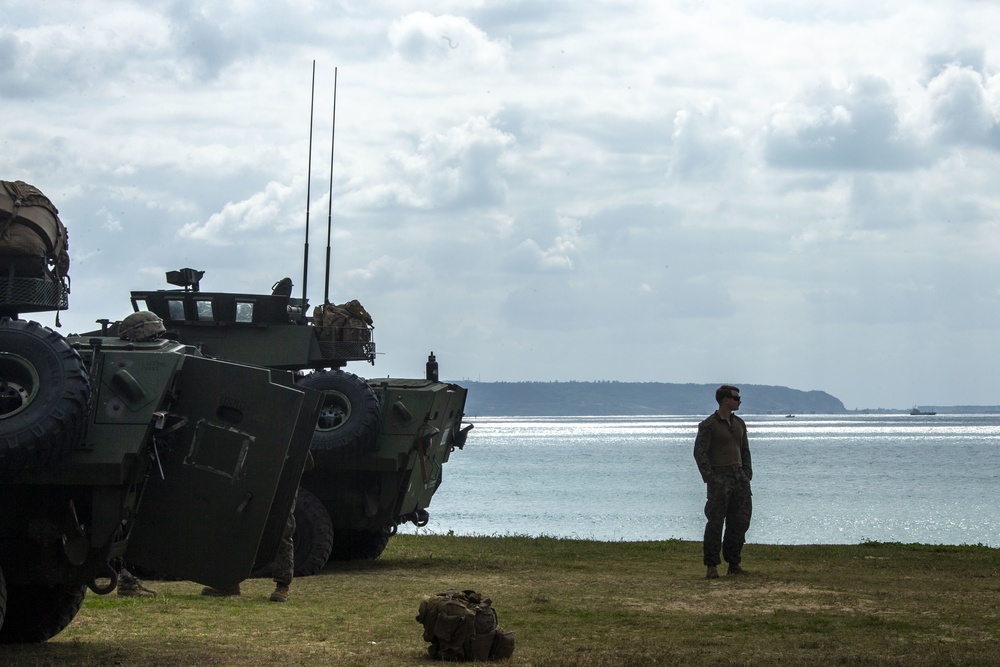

{"left": 123, "top": 356, "right": 320, "bottom": 590}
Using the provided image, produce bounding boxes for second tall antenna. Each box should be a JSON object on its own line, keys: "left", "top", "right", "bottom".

{"left": 324, "top": 67, "right": 338, "bottom": 304}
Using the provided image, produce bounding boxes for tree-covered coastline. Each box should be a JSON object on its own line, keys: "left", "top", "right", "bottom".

{"left": 457, "top": 380, "right": 1000, "bottom": 416}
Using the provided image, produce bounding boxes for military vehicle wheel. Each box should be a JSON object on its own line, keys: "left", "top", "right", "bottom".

{"left": 292, "top": 489, "right": 334, "bottom": 576}
{"left": 0, "top": 583, "right": 87, "bottom": 644}
{"left": 0, "top": 319, "right": 89, "bottom": 483}
{"left": 328, "top": 527, "right": 393, "bottom": 561}
{"left": 298, "top": 370, "right": 381, "bottom": 466}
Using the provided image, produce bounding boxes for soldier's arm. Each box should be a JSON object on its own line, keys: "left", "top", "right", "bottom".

{"left": 741, "top": 423, "right": 752, "bottom": 481}
{"left": 693, "top": 423, "right": 713, "bottom": 483}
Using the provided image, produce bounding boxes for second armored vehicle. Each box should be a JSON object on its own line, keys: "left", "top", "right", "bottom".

{"left": 125, "top": 268, "right": 472, "bottom": 574}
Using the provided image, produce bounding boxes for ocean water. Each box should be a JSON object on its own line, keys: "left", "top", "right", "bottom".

{"left": 399, "top": 414, "right": 1000, "bottom": 546}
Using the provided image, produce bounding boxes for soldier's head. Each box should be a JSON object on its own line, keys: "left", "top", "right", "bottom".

{"left": 716, "top": 385, "right": 741, "bottom": 406}
{"left": 119, "top": 311, "right": 166, "bottom": 342}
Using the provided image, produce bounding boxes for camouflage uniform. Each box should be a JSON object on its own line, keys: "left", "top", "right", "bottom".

{"left": 272, "top": 490, "right": 297, "bottom": 588}
{"left": 694, "top": 411, "right": 753, "bottom": 567}
{"left": 270, "top": 452, "right": 312, "bottom": 601}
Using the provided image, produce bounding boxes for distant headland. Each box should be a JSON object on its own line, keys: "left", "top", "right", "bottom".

{"left": 456, "top": 381, "right": 999, "bottom": 416}
{"left": 459, "top": 381, "right": 843, "bottom": 416}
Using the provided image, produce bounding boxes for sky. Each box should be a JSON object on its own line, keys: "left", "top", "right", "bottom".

{"left": 4, "top": 1, "right": 1000, "bottom": 410}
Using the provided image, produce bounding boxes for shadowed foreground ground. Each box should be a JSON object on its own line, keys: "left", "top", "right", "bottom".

{"left": 2, "top": 535, "right": 998, "bottom": 666}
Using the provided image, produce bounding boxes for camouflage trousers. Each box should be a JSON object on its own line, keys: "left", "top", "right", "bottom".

{"left": 273, "top": 491, "right": 298, "bottom": 587}
{"left": 117, "top": 567, "right": 140, "bottom": 591}
{"left": 703, "top": 469, "right": 752, "bottom": 566}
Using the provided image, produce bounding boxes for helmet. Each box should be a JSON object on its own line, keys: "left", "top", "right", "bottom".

{"left": 119, "top": 311, "right": 166, "bottom": 342}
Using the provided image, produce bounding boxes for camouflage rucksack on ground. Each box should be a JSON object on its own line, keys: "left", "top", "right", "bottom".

{"left": 416, "top": 588, "right": 515, "bottom": 661}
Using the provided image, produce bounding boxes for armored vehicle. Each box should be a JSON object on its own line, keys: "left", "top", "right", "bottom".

{"left": 0, "top": 181, "right": 321, "bottom": 641}
{"left": 126, "top": 268, "right": 472, "bottom": 574}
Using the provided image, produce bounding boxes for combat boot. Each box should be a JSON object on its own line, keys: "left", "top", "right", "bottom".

{"left": 118, "top": 582, "right": 158, "bottom": 597}
{"left": 705, "top": 565, "right": 720, "bottom": 579}
{"left": 269, "top": 584, "right": 290, "bottom": 602}
{"left": 117, "top": 568, "right": 158, "bottom": 597}
{"left": 727, "top": 563, "right": 746, "bottom": 576}
{"left": 201, "top": 584, "right": 241, "bottom": 597}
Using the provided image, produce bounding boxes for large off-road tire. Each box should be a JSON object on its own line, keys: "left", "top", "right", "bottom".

{"left": 328, "top": 527, "right": 393, "bottom": 561}
{"left": 0, "top": 319, "right": 89, "bottom": 483}
{"left": 0, "top": 583, "right": 87, "bottom": 643}
{"left": 292, "top": 489, "right": 334, "bottom": 577}
{"left": 298, "top": 370, "right": 381, "bottom": 467}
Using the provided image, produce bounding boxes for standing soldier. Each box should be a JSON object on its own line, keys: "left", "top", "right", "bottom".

{"left": 694, "top": 385, "right": 753, "bottom": 579}
{"left": 202, "top": 450, "right": 313, "bottom": 601}
{"left": 268, "top": 493, "right": 296, "bottom": 602}
{"left": 269, "top": 450, "right": 313, "bottom": 602}
{"left": 199, "top": 498, "right": 298, "bottom": 600}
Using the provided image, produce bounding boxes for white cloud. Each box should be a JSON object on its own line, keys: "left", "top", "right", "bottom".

{"left": 97, "top": 207, "right": 124, "bottom": 232}
{"left": 668, "top": 105, "right": 745, "bottom": 181}
{"left": 387, "top": 11, "right": 510, "bottom": 67}
{"left": 179, "top": 180, "right": 301, "bottom": 243}
{"left": 6, "top": 1, "right": 1000, "bottom": 407}
{"left": 507, "top": 218, "right": 579, "bottom": 272}
{"left": 764, "top": 75, "right": 928, "bottom": 170}
{"left": 352, "top": 115, "right": 515, "bottom": 211}
{"left": 927, "top": 63, "right": 1000, "bottom": 148}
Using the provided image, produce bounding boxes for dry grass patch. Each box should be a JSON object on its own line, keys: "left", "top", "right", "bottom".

{"left": 651, "top": 582, "right": 872, "bottom": 615}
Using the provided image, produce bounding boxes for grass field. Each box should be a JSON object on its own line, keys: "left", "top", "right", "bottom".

{"left": 2, "top": 535, "right": 998, "bottom": 666}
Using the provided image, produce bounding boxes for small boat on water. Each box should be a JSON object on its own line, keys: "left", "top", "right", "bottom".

{"left": 910, "top": 407, "right": 937, "bottom": 416}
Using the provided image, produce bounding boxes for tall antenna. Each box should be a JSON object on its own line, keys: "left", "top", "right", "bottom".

{"left": 323, "top": 67, "right": 338, "bottom": 304}
{"left": 301, "top": 60, "right": 317, "bottom": 308}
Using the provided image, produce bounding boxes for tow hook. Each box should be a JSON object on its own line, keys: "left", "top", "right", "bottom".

{"left": 87, "top": 563, "right": 118, "bottom": 595}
